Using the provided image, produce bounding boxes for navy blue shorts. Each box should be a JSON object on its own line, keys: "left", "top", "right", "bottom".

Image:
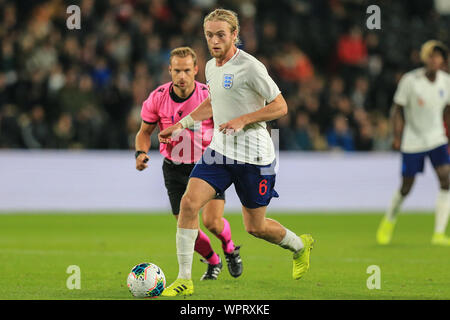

{"left": 402, "top": 144, "right": 450, "bottom": 177}
{"left": 162, "top": 158, "right": 225, "bottom": 215}
{"left": 190, "top": 148, "right": 279, "bottom": 208}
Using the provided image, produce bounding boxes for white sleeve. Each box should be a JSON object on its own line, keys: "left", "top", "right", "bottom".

{"left": 393, "top": 74, "right": 411, "bottom": 107}
{"left": 205, "top": 61, "right": 212, "bottom": 100}
{"left": 447, "top": 76, "right": 450, "bottom": 105}
{"left": 247, "top": 61, "right": 281, "bottom": 103}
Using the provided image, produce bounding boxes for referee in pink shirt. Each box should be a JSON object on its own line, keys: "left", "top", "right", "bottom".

{"left": 134, "top": 47, "right": 242, "bottom": 281}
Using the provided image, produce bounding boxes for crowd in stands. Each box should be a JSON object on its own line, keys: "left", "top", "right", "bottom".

{"left": 0, "top": 0, "right": 449, "bottom": 151}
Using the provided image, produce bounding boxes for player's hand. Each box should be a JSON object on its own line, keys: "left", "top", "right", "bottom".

{"left": 392, "top": 138, "right": 401, "bottom": 151}
{"left": 136, "top": 153, "right": 150, "bottom": 171}
{"left": 158, "top": 123, "right": 183, "bottom": 144}
{"left": 219, "top": 116, "right": 248, "bottom": 135}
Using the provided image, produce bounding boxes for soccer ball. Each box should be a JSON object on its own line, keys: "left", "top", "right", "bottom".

{"left": 127, "top": 262, "right": 166, "bottom": 298}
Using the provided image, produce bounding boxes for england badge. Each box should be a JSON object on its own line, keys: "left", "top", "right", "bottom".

{"left": 223, "top": 74, "right": 234, "bottom": 89}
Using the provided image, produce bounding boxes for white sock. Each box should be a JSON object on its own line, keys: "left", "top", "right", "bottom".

{"left": 176, "top": 228, "right": 198, "bottom": 280}
{"left": 386, "top": 190, "right": 404, "bottom": 222}
{"left": 434, "top": 189, "right": 450, "bottom": 234}
{"left": 278, "top": 228, "right": 304, "bottom": 253}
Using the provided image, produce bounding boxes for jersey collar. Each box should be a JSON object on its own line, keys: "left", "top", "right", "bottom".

{"left": 169, "top": 82, "right": 196, "bottom": 103}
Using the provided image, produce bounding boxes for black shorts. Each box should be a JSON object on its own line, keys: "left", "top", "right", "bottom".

{"left": 162, "top": 158, "right": 225, "bottom": 215}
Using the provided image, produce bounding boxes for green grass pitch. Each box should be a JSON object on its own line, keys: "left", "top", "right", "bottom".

{"left": 0, "top": 212, "right": 449, "bottom": 300}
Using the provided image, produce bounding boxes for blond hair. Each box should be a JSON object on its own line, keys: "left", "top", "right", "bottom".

{"left": 203, "top": 8, "right": 241, "bottom": 45}
{"left": 169, "top": 46, "right": 197, "bottom": 66}
{"left": 420, "top": 40, "right": 448, "bottom": 63}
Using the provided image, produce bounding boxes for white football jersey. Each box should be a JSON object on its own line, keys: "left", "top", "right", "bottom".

{"left": 205, "top": 49, "right": 281, "bottom": 165}
{"left": 393, "top": 68, "right": 450, "bottom": 153}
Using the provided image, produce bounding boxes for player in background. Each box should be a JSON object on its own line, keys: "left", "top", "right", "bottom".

{"left": 376, "top": 40, "right": 450, "bottom": 246}
{"left": 135, "top": 47, "right": 243, "bottom": 280}
{"left": 158, "top": 9, "right": 314, "bottom": 297}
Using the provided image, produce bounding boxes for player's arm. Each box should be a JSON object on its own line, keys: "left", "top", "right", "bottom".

{"left": 390, "top": 103, "right": 405, "bottom": 151}
{"left": 390, "top": 73, "right": 411, "bottom": 151}
{"left": 187, "top": 96, "right": 213, "bottom": 122}
{"left": 158, "top": 97, "right": 212, "bottom": 143}
{"left": 218, "top": 93, "right": 287, "bottom": 134}
{"left": 135, "top": 121, "right": 157, "bottom": 170}
{"left": 444, "top": 104, "right": 450, "bottom": 139}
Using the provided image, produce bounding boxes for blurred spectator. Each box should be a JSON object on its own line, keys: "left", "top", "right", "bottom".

{"left": 274, "top": 42, "right": 314, "bottom": 85}
{"left": 0, "top": 72, "right": 8, "bottom": 108}
{"left": 0, "top": 104, "right": 23, "bottom": 148}
{"left": 258, "top": 20, "right": 279, "bottom": 57}
{"left": 20, "top": 105, "right": 51, "bottom": 148}
{"left": 26, "top": 38, "right": 57, "bottom": 74}
{"left": 59, "top": 35, "right": 81, "bottom": 69}
{"left": 101, "top": 72, "right": 133, "bottom": 149}
{"left": 57, "top": 67, "right": 82, "bottom": 114}
{"left": 322, "top": 76, "right": 345, "bottom": 115}
{"left": 352, "top": 108, "right": 374, "bottom": 151}
{"left": 326, "top": 115, "right": 354, "bottom": 151}
{"left": 145, "top": 35, "right": 165, "bottom": 78}
{"left": 126, "top": 109, "right": 141, "bottom": 149}
{"left": 51, "top": 113, "right": 76, "bottom": 149}
{"left": 301, "top": 94, "right": 328, "bottom": 133}
{"left": 354, "top": 122, "right": 374, "bottom": 151}
{"left": 372, "top": 115, "right": 392, "bottom": 151}
{"left": 351, "top": 76, "right": 369, "bottom": 109}
{"left": 365, "top": 32, "right": 383, "bottom": 78}
{"left": 336, "top": 95, "right": 353, "bottom": 121}
{"left": 294, "top": 111, "right": 313, "bottom": 151}
{"left": 1, "top": 37, "right": 17, "bottom": 80}
{"left": 48, "top": 64, "right": 66, "bottom": 94}
{"left": 74, "top": 104, "right": 105, "bottom": 149}
{"left": 1, "top": 2, "right": 17, "bottom": 34}
{"left": 336, "top": 25, "right": 368, "bottom": 84}
{"left": 309, "top": 124, "right": 328, "bottom": 151}
{"left": 276, "top": 113, "right": 297, "bottom": 150}
{"left": 337, "top": 25, "right": 368, "bottom": 67}
{"left": 91, "top": 57, "right": 112, "bottom": 89}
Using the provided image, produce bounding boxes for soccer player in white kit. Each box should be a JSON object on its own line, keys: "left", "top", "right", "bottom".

{"left": 135, "top": 47, "right": 242, "bottom": 281}
{"left": 158, "top": 9, "right": 314, "bottom": 296}
{"left": 377, "top": 40, "right": 450, "bottom": 246}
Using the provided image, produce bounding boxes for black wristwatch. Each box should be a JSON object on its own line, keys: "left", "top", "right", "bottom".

{"left": 135, "top": 150, "right": 147, "bottom": 159}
